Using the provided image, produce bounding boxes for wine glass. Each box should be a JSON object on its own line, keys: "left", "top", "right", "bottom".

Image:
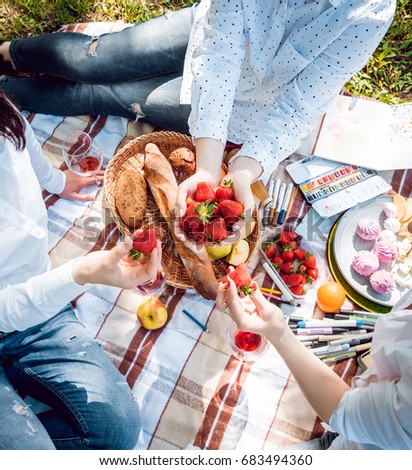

{"left": 132, "top": 262, "right": 168, "bottom": 296}
{"left": 62, "top": 131, "right": 103, "bottom": 187}
{"left": 226, "top": 321, "right": 269, "bottom": 362}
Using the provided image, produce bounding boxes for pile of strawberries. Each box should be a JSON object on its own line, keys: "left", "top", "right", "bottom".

{"left": 263, "top": 230, "right": 318, "bottom": 296}
{"left": 181, "top": 181, "right": 245, "bottom": 243}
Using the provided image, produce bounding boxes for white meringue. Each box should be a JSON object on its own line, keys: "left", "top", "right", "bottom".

{"left": 378, "top": 229, "right": 397, "bottom": 243}
{"left": 383, "top": 202, "right": 398, "bottom": 218}
{"left": 383, "top": 217, "right": 401, "bottom": 233}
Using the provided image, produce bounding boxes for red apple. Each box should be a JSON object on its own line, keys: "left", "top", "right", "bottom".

{"left": 136, "top": 298, "right": 168, "bottom": 330}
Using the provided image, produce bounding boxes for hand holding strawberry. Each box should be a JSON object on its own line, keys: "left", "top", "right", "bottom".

{"left": 129, "top": 228, "right": 158, "bottom": 260}
{"left": 224, "top": 263, "right": 255, "bottom": 296}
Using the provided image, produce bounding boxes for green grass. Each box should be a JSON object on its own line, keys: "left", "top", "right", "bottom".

{"left": 346, "top": 0, "right": 412, "bottom": 104}
{"left": 0, "top": 0, "right": 410, "bottom": 104}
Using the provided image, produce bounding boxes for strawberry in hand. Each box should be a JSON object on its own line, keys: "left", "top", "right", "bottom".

{"left": 195, "top": 182, "right": 217, "bottom": 203}
{"left": 216, "top": 180, "right": 234, "bottom": 202}
{"left": 205, "top": 217, "right": 228, "bottom": 242}
{"left": 129, "top": 229, "right": 157, "bottom": 261}
{"left": 218, "top": 199, "right": 244, "bottom": 226}
{"left": 225, "top": 263, "right": 255, "bottom": 296}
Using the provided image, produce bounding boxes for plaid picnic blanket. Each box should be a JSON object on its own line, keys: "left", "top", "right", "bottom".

{"left": 28, "top": 22, "right": 411, "bottom": 450}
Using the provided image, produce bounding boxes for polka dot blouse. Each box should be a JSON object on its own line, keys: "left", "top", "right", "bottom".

{"left": 181, "top": 0, "right": 396, "bottom": 182}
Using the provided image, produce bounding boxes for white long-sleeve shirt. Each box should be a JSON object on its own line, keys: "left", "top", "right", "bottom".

{"left": 0, "top": 121, "right": 90, "bottom": 332}
{"left": 181, "top": 0, "right": 396, "bottom": 182}
{"left": 329, "top": 308, "right": 412, "bottom": 450}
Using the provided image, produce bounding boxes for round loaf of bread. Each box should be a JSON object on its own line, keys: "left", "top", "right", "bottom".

{"left": 168, "top": 147, "right": 195, "bottom": 175}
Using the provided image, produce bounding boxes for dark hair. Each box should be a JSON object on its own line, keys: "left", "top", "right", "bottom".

{"left": 0, "top": 90, "right": 26, "bottom": 150}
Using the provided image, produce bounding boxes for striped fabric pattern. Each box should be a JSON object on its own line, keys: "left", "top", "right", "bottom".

{"left": 29, "top": 22, "right": 411, "bottom": 451}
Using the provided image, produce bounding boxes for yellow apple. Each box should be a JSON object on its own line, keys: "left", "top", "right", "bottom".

{"left": 205, "top": 243, "right": 233, "bottom": 261}
{"left": 137, "top": 298, "right": 168, "bottom": 330}
{"left": 226, "top": 239, "right": 250, "bottom": 266}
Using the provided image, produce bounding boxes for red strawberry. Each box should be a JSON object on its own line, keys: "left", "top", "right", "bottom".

{"left": 130, "top": 229, "right": 157, "bottom": 260}
{"left": 281, "top": 274, "right": 289, "bottom": 284}
{"left": 218, "top": 199, "right": 244, "bottom": 226}
{"left": 303, "top": 253, "right": 317, "bottom": 268}
{"left": 195, "top": 182, "right": 216, "bottom": 203}
{"left": 227, "top": 263, "right": 254, "bottom": 296}
{"left": 299, "top": 264, "right": 307, "bottom": 274}
{"left": 205, "top": 217, "right": 227, "bottom": 241}
{"left": 290, "top": 285, "right": 305, "bottom": 296}
{"left": 280, "top": 261, "right": 294, "bottom": 274}
{"left": 294, "top": 248, "right": 306, "bottom": 261}
{"left": 215, "top": 180, "right": 234, "bottom": 202}
{"left": 265, "top": 244, "right": 276, "bottom": 259}
{"left": 288, "top": 241, "right": 298, "bottom": 250}
{"left": 278, "top": 230, "right": 298, "bottom": 245}
{"left": 181, "top": 201, "right": 215, "bottom": 234}
{"left": 281, "top": 249, "right": 295, "bottom": 262}
{"left": 181, "top": 202, "right": 203, "bottom": 235}
{"left": 288, "top": 273, "right": 303, "bottom": 287}
{"left": 306, "top": 267, "right": 319, "bottom": 281}
{"left": 186, "top": 196, "right": 195, "bottom": 206}
{"left": 272, "top": 255, "right": 284, "bottom": 269}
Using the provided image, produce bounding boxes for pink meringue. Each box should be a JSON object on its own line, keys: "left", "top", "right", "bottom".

{"left": 352, "top": 250, "right": 379, "bottom": 276}
{"left": 356, "top": 218, "right": 381, "bottom": 241}
{"left": 373, "top": 240, "right": 397, "bottom": 263}
{"left": 370, "top": 270, "right": 395, "bottom": 294}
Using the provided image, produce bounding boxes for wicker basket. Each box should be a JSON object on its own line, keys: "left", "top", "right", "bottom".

{"left": 105, "top": 131, "right": 261, "bottom": 290}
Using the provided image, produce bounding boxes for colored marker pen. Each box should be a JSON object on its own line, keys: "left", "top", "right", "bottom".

{"left": 296, "top": 327, "right": 350, "bottom": 335}
{"left": 312, "top": 343, "right": 350, "bottom": 356}
{"left": 297, "top": 320, "right": 364, "bottom": 328}
{"left": 277, "top": 182, "right": 294, "bottom": 225}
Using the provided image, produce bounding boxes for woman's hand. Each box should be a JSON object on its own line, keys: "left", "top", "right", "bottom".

{"left": 224, "top": 156, "right": 262, "bottom": 218}
{"left": 58, "top": 169, "right": 105, "bottom": 202}
{"left": 72, "top": 235, "right": 162, "bottom": 289}
{"left": 176, "top": 137, "right": 224, "bottom": 216}
{"left": 216, "top": 277, "right": 286, "bottom": 338}
{"left": 176, "top": 169, "right": 221, "bottom": 216}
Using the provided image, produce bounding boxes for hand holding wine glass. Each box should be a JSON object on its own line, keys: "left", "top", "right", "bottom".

{"left": 62, "top": 131, "right": 104, "bottom": 188}
{"left": 216, "top": 266, "right": 286, "bottom": 362}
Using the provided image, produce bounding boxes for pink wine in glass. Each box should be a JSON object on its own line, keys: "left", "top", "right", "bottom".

{"left": 132, "top": 264, "right": 168, "bottom": 296}
{"left": 234, "top": 330, "right": 263, "bottom": 352}
{"left": 78, "top": 156, "right": 101, "bottom": 173}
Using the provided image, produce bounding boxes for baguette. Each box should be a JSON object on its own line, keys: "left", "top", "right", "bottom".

{"left": 144, "top": 143, "right": 218, "bottom": 300}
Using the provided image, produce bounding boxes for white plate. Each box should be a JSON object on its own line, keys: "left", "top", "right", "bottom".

{"left": 333, "top": 195, "right": 406, "bottom": 307}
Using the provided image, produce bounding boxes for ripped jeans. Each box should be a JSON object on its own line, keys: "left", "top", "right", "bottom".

{"left": 1, "top": 6, "right": 194, "bottom": 133}
{"left": 0, "top": 305, "right": 140, "bottom": 450}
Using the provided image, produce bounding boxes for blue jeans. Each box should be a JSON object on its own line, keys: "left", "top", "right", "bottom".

{"left": 0, "top": 305, "right": 140, "bottom": 450}
{"left": 286, "top": 432, "right": 339, "bottom": 450}
{"left": 1, "top": 7, "right": 194, "bottom": 132}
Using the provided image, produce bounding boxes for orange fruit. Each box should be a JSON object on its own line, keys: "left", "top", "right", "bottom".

{"left": 316, "top": 282, "right": 346, "bottom": 312}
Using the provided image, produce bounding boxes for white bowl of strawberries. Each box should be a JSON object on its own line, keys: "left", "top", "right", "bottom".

{"left": 260, "top": 226, "right": 319, "bottom": 299}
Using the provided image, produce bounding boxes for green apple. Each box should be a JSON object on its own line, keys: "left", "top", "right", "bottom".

{"left": 137, "top": 298, "right": 168, "bottom": 330}
{"left": 205, "top": 243, "right": 233, "bottom": 261}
